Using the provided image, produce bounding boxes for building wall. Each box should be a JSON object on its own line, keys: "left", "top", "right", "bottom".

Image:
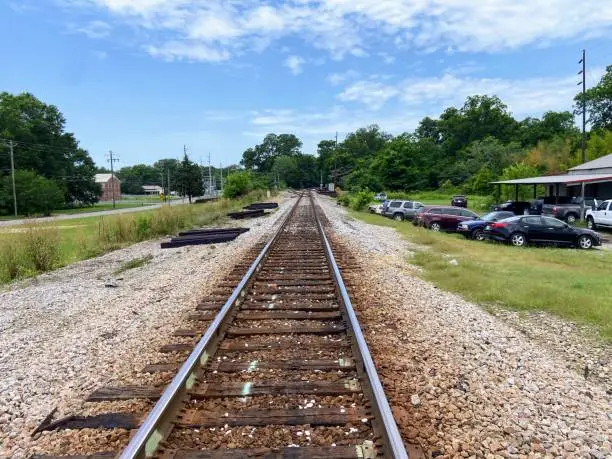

{"left": 568, "top": 167, "right": 612, "bottom": 175}
{"left": 99, "top": 177, "right": 121, "bottom": 201}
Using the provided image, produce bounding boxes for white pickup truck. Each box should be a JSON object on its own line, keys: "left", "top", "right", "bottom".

{"left": 586, "top": 199, "right": 612, "bottom": 229}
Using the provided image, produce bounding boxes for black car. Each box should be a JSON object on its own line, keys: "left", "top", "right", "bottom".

{"left": 456, "top": 211, "right": 515, "bottom": 240}
{"left": 483, "top": 215, "right": 601, "bottom": 249}
{"left": 451, "top": 195, "right": 468, "bottom": 208}
{"left": 492, "top": 200, "right": 531, "bottom": 215}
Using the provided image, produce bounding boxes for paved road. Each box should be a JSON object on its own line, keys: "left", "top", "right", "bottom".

{"left": 0, "top": 198, "right": 192, "bottom": 227}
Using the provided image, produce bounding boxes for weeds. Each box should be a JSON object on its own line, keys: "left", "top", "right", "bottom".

{"left": 113, "top": 254, "right": 154, "bottom": 275}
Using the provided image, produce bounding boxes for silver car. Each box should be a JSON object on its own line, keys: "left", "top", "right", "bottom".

{"left": 383, "top": 200, "right": 425, "bottom": 221}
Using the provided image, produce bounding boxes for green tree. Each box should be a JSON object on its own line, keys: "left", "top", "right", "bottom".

{"left": 518, "top": 111, "right": 579, "bottom": 147}
{"left": 241, "top": 133, "right": 302, "bottom": 172}
{"left": 118, "top": 164, "right": 163, "bottom": 195}
{"left": 153, "top": 159, "right": 181, "bottom": 193}
{"left": 575, "top": 65, "right": 612, "bottom": 130}
{"left": 176, "top": 154, "right": 203, "bottom": 203}
{"left": 585, "top": 130, "right": 612, "bottom": 161}
{"left": 0, "top": 92, "right": 98, "bottom": 205}
{"left": 223, "top": 171, "right": 252, "bottom": 198}
{"left": 0, "top": 170, "right": 64, "bottom": 216}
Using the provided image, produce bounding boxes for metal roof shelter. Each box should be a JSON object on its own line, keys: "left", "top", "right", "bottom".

{"left": 491, "top": 173, "right": 612, "bottom": 186}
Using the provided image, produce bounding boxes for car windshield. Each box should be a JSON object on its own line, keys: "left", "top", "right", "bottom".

{"left": 481, "top": 212, "right": 502, "bottom": 221}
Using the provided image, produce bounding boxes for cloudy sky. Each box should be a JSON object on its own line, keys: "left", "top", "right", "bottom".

{"left": 1, "top": 0, "right": 611, "bottom": 167}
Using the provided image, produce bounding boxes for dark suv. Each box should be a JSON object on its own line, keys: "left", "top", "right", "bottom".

{"left": 414, "top": 206, "right": 479, "bottom": 232}
{"left": 451, "top": 195, "right": 468, "bottom": 207}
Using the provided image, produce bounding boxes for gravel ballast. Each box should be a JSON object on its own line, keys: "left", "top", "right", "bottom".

{"left": 0, "top": 195, "right": 294, "bottom": 458}
{"left": 316, "top": 195, "right": 611, "bottom": 458}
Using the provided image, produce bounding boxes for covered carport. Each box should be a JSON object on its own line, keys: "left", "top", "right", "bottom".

{"left": 491, "top": 173, "right": 612, "bottom": 219}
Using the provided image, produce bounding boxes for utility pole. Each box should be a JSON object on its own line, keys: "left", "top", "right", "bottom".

{"left": 208, "top": 152, "right": 212, "bottom": 197}
{"left": 578, "top": 49, "right": 587, "bottom": 164}
{"left": 9, "top": 140, "right": 17, "bottom": 217}
{"left": 106, "top": 150, "right": 119, "bottom": 209}
{"left": 200, "top": 157, "right": 205, "bottom": 197}
{"left": 220, "top": 162, "right": 224, "bottom": 192}
{"left": 167, "top": 168, "right": 171, "bottom": 205}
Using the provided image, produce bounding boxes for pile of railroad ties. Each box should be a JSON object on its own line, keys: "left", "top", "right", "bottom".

{"left": 161, "top": 202, "right": 278, "bottom": 249}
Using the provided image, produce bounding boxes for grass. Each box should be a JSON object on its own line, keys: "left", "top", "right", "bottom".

{"left": 0, "top": 190, "right": 270, "bottom": 285}
{"left": 113, "top": 255, "right": 154, "bottom": 275}
{"left": 53, "top": 202, "right": 156, "bottom": 215}
{"left": 385, "top": 191, "right": 492, "bottom": 212}
{"left": 350, "top": 209, "right": 612, "bottom": 341}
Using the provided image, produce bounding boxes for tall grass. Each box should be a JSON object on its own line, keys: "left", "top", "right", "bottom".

{"left": 0, "top": 190, "right": 269, "bottom": 285}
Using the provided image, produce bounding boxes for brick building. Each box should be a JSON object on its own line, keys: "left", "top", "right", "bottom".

{"left": 95, "top": 174, "right": 121, "bottom": 201}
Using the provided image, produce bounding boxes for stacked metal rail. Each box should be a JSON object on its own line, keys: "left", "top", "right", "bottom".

{"left": 32, "top": 192, "right": 409, "bottom": 459}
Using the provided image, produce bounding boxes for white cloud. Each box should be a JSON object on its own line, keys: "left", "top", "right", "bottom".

{"left": 284, "top": 55, "right": 305, "bottom": 75}
{"left": 63, "top": 0, "right": 612, "bottom": 62}
{"left": 72, "top": 20, "right": 112, "bottom": 39}
{"left": 338, "top": 81, "right": 399, "bottom": 110}
{"left": 327, "top": 70, "right": 360, "bottom": 85}
{"left": 146, "top": 41, "right": 230, "bottom": 62}
{"left": 337, "top": 68, "right": 606, "bottom": 117}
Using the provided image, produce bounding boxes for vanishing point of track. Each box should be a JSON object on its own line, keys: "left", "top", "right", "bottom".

{"left": 33, "top": 192, "right": 409, "bottom": 459}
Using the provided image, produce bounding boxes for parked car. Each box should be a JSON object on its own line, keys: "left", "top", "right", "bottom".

{"left": 451, "top": 195, "right": 468, "bottom": 208}
{"left": 457, "top": 211, "right": 515, "bottom": 240}
{"left": 483, "top": 215, "right": 601, "bottom": 249}
{"left": 373, "top": 192, "right": 388, "bottom": 201}
{"left": 541, "top": 197, "right": 600, "bottom": 224}
{"left": 530, "top": 196, "right": 570, "bottom": 215}
{"left": 368, "top": 203, "right": 383, "bottom": 214}
{"left": 492, "top": 200, "right": 531, "bottom": 215}
{"left": 414, "top": 206, "right": 479, "bottom": 232}
{"left": 382, "top": 200, "right": 424, "bottom": 221}
{"left": 586, "top": 199, "right": 612, "bottom": 230}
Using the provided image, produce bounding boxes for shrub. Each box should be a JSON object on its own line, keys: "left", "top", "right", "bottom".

{"left": 337, "top": 194, "right": 350, "bottom": 207}
{"left": 23, "top": 224, "right": 61, "bottom": 272}
{"left": 0, "top": 170, "right": 64, "bottom": 216}
{"left": 224, "top": 171, "right": 252, "bottom": 198}
{"left": 0, "top": 237, "right": 27, "bottom": 281}
{"left": 349, "top": 190, "right": 374, "bottom": 211}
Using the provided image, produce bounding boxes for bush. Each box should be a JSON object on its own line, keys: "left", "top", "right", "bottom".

{"left": 0, "top": 238, "right": 26, "bottom": 281}
{"left": 23, "top": 224, "right": 61, "bottom": 272}
{"left": 349, "top": 190, "right": 374, "bottom": 211}
{"left": 337, "top": 194, "right": 350, "bottom": 207}
{"left": 224, "top": 171, "right": 253, "bottom": 198}
{"left": 0, "top": 170, "right": 64, "bottom": 216}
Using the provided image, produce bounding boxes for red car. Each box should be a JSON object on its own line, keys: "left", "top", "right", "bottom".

{"left": 414, "top": 206, "right": 480, "bottom": 232}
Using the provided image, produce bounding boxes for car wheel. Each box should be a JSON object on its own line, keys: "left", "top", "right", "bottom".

{"left": 587, "top": 217, "right": 596, "bottom": 230}
{"left": 510, "top": 232, "right": 527, "bottom": 247}
{"left": 471, "top": 229, "right": 485, "bottom": 241}
{"left": 430, "top": 222, "right": 441, "bottom": 232}
{"left": 566, "top": 213, "right": 577, "bottom": 224}
{"left": 577, "top": 235, "right": 593, "bottom": 249}
{"left": 393, "top": 213, "right": 404, "bottom": 221}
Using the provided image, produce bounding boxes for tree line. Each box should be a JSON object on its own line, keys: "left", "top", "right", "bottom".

{"left": 239, "top": 66, "right": 611, "bottom": 197}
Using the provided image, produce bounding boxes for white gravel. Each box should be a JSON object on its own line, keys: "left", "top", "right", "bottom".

{"left": 0, "top": 194, "right": 295, "bottom": 459}
{"left": 316, "top": 195, "right": 611, "bottom": 458}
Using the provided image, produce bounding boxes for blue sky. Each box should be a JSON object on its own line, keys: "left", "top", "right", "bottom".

{"left": 1, "top": 1, "right": 611, "bottom": 168}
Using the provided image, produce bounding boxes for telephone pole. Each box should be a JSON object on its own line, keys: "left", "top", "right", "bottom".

{"left": 208, "top": 153, "right": 213, "bottom": 196}
{"left": 578, "top": 49, "right": 587, "bottom": 163}
{"left": 9, "top": 140, "right": 17, "bottom": 216}
{"left": 106, "top": 150, "right": 119, "bottom": 209}
{"left": 219, "top": 162, "right": 224, "bottom": 192}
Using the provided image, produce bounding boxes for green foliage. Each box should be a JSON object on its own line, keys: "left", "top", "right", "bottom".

{"left": 348, "top": 190, "right": 374, "bottom": 211}
{"left": 114, "top": 255, "right": 154, "bottom": 275}
{"left": 465, "top": 166, "right": 496, "bottom": 195}
{"left": 241, "top": 133, "right": 302, "bottom": 172}
{"left": 575, "top": 65, "right": 612, "bottom": 131}
{"left": 23, "top": 224, "right": 61, "bottom": 272}
{"left": 0, "top": 170, "right": 64, "bottom": 216}
{"left": 586, "top": 129, "right": 612, "bottom": 161}
{"left": 176, "top": 153, "right": 204, "bottom": 201}
{"left": 337, "top": 194, "right": 350, "bottom": 207}
{"left": 223, "top": 171, "right": 253, "bottom": 198}
{"left": 0, "top": 92, "right": 99, "bottom": 207}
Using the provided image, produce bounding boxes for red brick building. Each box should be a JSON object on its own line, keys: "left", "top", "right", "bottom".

{"left": 95, "top": 174, "right": 121, "bottom": 201}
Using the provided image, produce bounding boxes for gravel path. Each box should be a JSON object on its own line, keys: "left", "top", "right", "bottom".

{"left": 316, "top": 195, "right": 611, "bottom": 458}
{"left": 0, "top": 194, "right": 295, "bottom": 458}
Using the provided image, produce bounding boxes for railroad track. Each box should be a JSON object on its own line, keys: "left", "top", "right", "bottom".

{"left": 32, "top": 192, "right": 411, "bottom": 459}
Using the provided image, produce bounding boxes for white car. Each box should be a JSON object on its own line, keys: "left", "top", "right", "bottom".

{"left": 368, "top": 203, "right": 384, "bottom": 214}
{"left": 586, "top": 200, "right": 612, "bottom": 230}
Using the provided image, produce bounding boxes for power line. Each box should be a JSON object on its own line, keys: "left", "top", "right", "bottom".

{"left": 105, "top": 150, "right": 120, "bottom": 209}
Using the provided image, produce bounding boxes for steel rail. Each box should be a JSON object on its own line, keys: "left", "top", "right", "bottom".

{"left": 118, "top": 194, "right": 303, "bottom": 459}
{"left": 311, "top": 192, "right": 409, "bottom": 459}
